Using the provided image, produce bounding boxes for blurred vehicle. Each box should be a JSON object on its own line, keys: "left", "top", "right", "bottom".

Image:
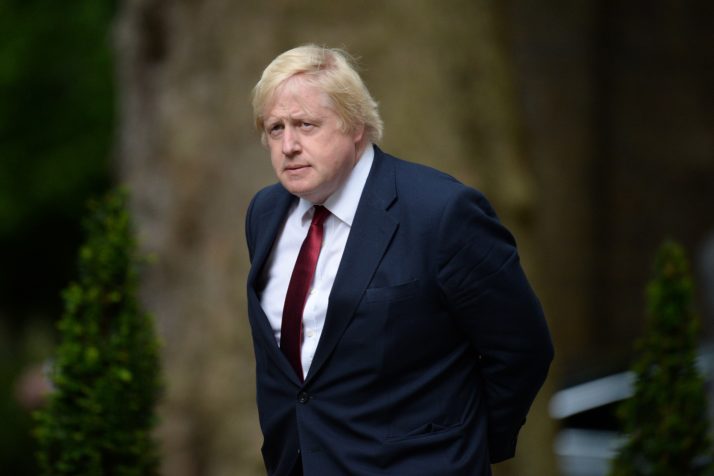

{"left": 549, "top": 371, "right": 630, "bottom": 476}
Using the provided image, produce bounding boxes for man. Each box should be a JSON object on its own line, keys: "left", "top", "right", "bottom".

{"left": 245, "top": 44, "right": 553, "bottom": 476}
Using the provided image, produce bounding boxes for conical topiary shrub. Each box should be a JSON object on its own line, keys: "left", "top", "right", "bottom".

{"left": 610, "top": 241, "right": 713, "bottom": 476}
{"left": 34, "top": 189, "right": 161, "bottom": 475}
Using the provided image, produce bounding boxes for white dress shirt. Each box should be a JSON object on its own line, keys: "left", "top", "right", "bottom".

{"left": 259, "top": 145, "right": 374, "bottom": 376}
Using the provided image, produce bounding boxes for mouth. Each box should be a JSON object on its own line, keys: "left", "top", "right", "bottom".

{"left": 284, "top": 164, "right": 309, "bottom": 172}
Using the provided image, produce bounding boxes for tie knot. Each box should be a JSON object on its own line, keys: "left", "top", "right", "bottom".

{"left": 311, "top": 206, "right": 330, "bottom": 227}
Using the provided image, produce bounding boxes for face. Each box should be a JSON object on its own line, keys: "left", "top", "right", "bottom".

{"left": 262, "top": 77, "right": 364, "bottom": 204}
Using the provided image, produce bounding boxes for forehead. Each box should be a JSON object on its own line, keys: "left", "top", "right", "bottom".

{"left": 264, "top": 76, "right": 334, "bottom": 120}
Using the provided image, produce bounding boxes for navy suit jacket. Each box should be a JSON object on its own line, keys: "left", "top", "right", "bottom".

{"left": 245, "top": 146, "right": 553, "bottom": 476}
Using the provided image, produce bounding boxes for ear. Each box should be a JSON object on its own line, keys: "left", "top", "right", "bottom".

{"left": 352, "top": 123, "right": 365, "bottom": 144}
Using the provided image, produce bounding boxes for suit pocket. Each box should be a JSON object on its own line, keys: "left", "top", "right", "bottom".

{"left": 365, "top": 280, "right": 419, "bottom": 303}
{"left": 384, "top": 420, "right": 465, "bottom": 444}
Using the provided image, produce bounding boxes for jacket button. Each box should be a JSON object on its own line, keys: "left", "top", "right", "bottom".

{"left": 298, "top": 391, "right": 309, "bottom": 404}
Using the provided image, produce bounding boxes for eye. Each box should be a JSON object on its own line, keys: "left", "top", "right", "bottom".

{"left": 300, "top": 121, "right": 315, "bottom": 130}
{"left": 267, "top": 123, "right": 283, "bottom": 137}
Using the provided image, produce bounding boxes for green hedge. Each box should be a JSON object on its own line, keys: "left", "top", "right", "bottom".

{"left": 610, "top": 241, "right": 713, "bottom": 476}
{"left": 34, "top": 190, "right": 161, "bottom": 476}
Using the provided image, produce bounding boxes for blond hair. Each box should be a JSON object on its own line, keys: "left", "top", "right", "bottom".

{"left": 252, "top": 44, "right": 383, "bottom": 144}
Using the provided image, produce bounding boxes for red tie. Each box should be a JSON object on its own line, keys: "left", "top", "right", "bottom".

{"left": 281, "top": 206, "right": 330, "bottom": 381}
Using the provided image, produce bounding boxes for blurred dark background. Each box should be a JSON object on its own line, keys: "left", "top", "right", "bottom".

{"left": 1, "top": 1, "right": 114, "bottom": 474}
{"left": 2, "top": 1, "right": 713, "bottom": 475}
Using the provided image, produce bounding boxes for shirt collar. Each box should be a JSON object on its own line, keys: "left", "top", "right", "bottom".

{"left": 297, "top": 143, "right": 374, "bottom": 227}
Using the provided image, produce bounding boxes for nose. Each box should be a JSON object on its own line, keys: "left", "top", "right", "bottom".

{"left": 281, "top": 127, "right": 301, "bottom": 157}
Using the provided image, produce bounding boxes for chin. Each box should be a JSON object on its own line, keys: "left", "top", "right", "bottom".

{"left": 298, "top": 190, "right": 328, "bottom": 204}
{"left": 285, "top": 186, "right": 314, "bottom": 201}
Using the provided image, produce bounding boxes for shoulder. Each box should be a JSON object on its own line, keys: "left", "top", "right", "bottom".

{"left": 374, "top": 148, "right": 513, "bottom": 261}
{"left": 247, "top": 182, "right": 290, "bottom": 217}
{"left": 245, "top": 182, "right": 292, "bottom": 256}
{"left": 375, "top": 147, "right": 496, "bottom": 219}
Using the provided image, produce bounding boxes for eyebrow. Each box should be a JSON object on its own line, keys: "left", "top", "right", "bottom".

{"left": 265, "top": 113, "right": 323, "bottom": 127}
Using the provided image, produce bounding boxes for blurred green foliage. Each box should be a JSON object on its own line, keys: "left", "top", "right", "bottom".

{"left": 610, "top": 242, "right": 714, "bottom": 475}
{"left": 0, "top": 0, "right": 116, "bottom": 323}
{"left": 34, "top": 189, "right": 162, "bottom": 476}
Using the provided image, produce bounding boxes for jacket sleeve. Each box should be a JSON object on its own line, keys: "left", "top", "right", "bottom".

{"left": 436, "top": 187, "right": 554, "bottom": 463}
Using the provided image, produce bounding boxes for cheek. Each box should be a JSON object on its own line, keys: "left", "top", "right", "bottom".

{"left": 268, "top": 148, "right": 282, "bottom": 171}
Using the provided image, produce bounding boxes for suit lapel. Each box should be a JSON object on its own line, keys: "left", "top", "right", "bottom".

{"left": 305, "top": 147, "right": 398, "bottom": 383}
{"left": 246, "top": 187, "right": 301, "bottom": 383}
{"left": 247, "top": 187, "right": 294, "bottom": 288}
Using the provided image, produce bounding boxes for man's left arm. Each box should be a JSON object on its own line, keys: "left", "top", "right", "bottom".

{"left": 436, "top": 187, "right": 554, "bottom": 463}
